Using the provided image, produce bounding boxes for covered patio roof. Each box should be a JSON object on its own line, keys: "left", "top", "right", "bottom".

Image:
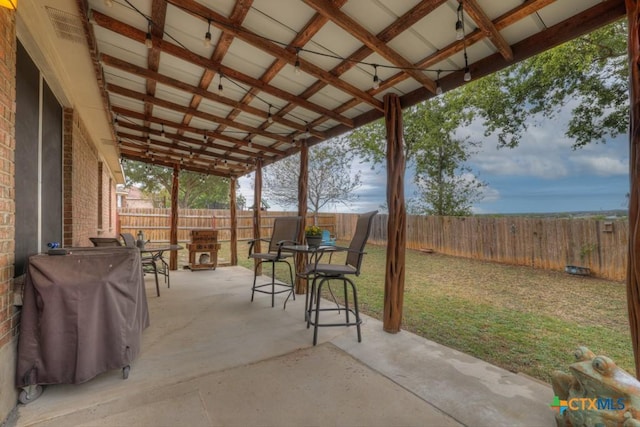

{"left": 16, "top": 0, "right": 625, "bottom": 182}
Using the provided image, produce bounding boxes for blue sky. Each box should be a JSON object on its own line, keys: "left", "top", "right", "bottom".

{"left": 239, "top": 108, "right": 630, "bottom": 215}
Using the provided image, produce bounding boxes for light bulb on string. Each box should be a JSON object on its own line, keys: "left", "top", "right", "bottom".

{"left": 267, "top": 105, "right": 274, "bottom": 124}
{"left": 463, "top": 51, "right": 471, "bottom": 82}
{"left": 203, "top": 131, "right": 207, "bottom": 143}
{"left": 372, "top": 65, "right": 380, "bottom": 90}
{"left": 104, "top": 0, "right": 113, "bottom": 7}
{"left": 294, "top": 48, "right": 301, "bottom": 75}
{"left": 455, "top": 2, "right": 464, "bottom": 41}
{"left": 145, "top": 20, "right": 153, "bottom": 49}
{"left": 217, "top": 73, "right": 224, "bottom": 95}
{"left": 455, "top": 20, "right": 464, "bottom": 41}
{"left": 435, "top": 70, "right": 443, "bottom": 95}
{"left": 203, "top": 20, "right": 212, "bottom": 47}
{"left": 464, "top": 67, "right": 471, "bottom": 82}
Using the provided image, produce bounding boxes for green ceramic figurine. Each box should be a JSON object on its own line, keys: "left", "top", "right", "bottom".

{"left": 552, "top": 347, "right": 640, "bottom": 426}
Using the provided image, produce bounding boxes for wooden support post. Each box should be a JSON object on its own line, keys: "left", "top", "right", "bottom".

{"left": 626, "top": 0, "right": 640, "bottom": 378}
{"left": 383, "top": 93, "right": 406, "bottom": 333}
{"left": 169, "top": 166, "right": 179, "bottom": 270}
{"left": 253, "top": 160, "right": 263, "bottom": 275}
{"left": 296, "top": 141, "right": 309, "bottom": 294}
{"left": 230, "top": 176, "right": 238, "bottom": 266}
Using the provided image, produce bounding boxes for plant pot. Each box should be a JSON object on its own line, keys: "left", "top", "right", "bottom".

{"left": 306, "top": 236, "right": 322, "bottom": 248}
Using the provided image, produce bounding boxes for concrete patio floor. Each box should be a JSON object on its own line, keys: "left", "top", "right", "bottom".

{"left": 12, "top": 266, "right": 555, "bottom": 427}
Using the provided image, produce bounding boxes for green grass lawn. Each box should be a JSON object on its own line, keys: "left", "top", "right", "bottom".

{"left": 236, "top": 241, "right": 633, "bottom": 384}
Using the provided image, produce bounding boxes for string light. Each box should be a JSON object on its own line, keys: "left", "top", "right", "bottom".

{"left": 120, "top": 1, "right": 476, "bottom": 112}
{"left": 104, "top": 0, "right": 113, "bottom": 7}
{"left": 217, "top": 73, "right": 224, "bottom": 95}
{"left": 294, "top": 48, "right": 301, "bottom": 75}
{"left": 203, "top": 19, "right": 212, "bottom": 47}
{"left": 145, "top": 20, "right": 153, "bottom": 49}
{"left": 463, "top": 43, "right": 471, "bottom": 82}
{"left": 459, "top": 1, "right": 471, "bottom": 83}
{"left": 455, "top": 2, "right": 464, "bottom": 41}
{"left": 114, "top": 0, "right": 481, "bottom": 166}
{"left": 372, "top": 65, "right": 380, "bottom": 90}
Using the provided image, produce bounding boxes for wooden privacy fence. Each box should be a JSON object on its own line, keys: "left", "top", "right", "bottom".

{"left": 118, "top": 208, "right": 628, "bottom": 281}
{"left": 117, "top": 208, "right": 336, "bottom": 245}
{"left": 336, "top": 214, "right": 627, "bottom": 281}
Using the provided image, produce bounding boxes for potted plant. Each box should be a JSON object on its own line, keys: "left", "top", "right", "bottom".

{"left": 305, "top": 225, "right": 323, "bottom": 248}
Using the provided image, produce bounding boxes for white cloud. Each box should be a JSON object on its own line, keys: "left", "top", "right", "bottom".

{"left": 569, "top": 155, "right": 628, "bottom": 176}
{"left": 465, "top": 106, "right": 629, "bottom": 182}
{"left": 237, "top": 104, "right": 630, "bottom": 215}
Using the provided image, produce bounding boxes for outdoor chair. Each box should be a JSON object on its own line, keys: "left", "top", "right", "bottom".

{"left": 122, "top": 232, "right": 170, "bottom": 290}
{"left": 120, "top": 232, "right": 161, "bottom": 297}
{"left": 248, "top": 216, "right": 301, "bottom": 308}
{"left": 306, "top": 210, "right": 378, "bottom": 345}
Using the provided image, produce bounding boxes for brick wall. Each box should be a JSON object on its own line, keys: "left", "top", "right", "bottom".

{"left": 63, "top": 109, "right": 118, "bottom": 247}
{"left": 0, "top": 7, "right": 17, "bottom": 422}
{"left": 0, "top": 8, "right": 119, "bottom": 423}
{"left": 63, "top": 107, "right": 98, "bottom": 247}
{"left": 0, "top": 6, "right": 16, "bottom": 354}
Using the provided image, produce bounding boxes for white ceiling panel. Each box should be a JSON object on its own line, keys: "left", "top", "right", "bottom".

{"left": 341, "top": 0, "right": 398, "bottom": 35}
{"left": 23, "top": 0, "right": 622, "bottom": 177}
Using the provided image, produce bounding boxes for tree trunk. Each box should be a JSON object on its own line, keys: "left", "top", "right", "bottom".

{"left": 383, "top": 93, "right": 406, "bottom": 333}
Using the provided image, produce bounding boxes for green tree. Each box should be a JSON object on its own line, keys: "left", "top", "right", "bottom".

{"left": 410, "top": 98, "right": 485, "bottom": 216}
{"left": 123, "top": 161, "right": 238, "bottom": 208}
{"left": 345, "top": 93, "right": 484, "bottom": 216}
{"left": 462, "top": 20, "right": 628, "bottom": 149}
{"left": 262, "top": 141, "right": 362, "bottom": 219}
